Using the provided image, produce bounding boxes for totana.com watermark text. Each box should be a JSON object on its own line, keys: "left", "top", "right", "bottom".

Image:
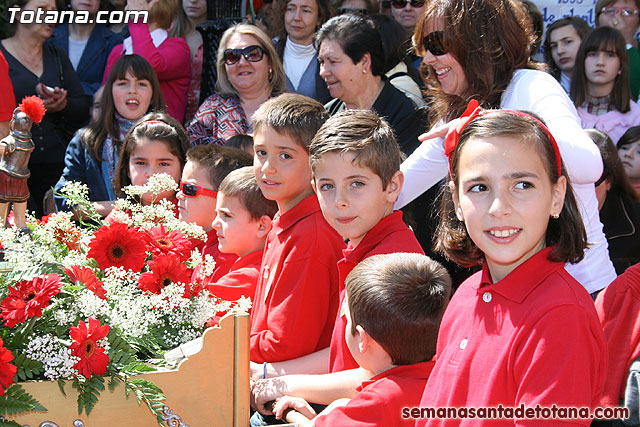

{"left": 8, "top": 8, "right": 148, "bottom": 25}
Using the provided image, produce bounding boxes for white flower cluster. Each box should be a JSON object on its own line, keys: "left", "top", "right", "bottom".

{"left": 123, "top": 173, "right": 178, "bottom": 199}
{"left": 199, "top": 254, "right": 217, "bottom": 279}
{"left": 76, "top": 290, "right": 109, "bottom": 320}
{"left": 59, "top": 181, "right": 90, "bottom": 207}
{"left": 24, "top": 334, "right": 79, "bottom": 381}
{"left": 167, "top": 220, "right": 207, "bottom": 242}
{"left": 1, "top": 231, "right": 60, "bottom": 276}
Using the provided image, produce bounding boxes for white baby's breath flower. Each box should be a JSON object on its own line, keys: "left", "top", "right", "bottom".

{"left": 235, "top": 296, "right": 253, "bottom": 313}
{"left": 77, "top": 290, "right": 109, "bottom": 319}
{"left": 199, "top": 255, "right": 217, "bottom": 279}
{"left": 25, "top": 334, "right": 79, "bottom": 380}
{"left": 59, "top": 181, "right": 90, "bottom": 206}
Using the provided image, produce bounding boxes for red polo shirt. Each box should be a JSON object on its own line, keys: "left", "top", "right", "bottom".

{"left": 329, "top": 211, "right": 424, "bottom": 373}
{"left": 418, "top": 247, "right": 607, "bottom": 426}
{"left": 595, "top": 262, "right": 640, "bottom": 406}
{"left": 204, "top": 249, "right": 263, "bottom": 302}
{"left": 314, "top": 361, "right": 435, "bottom": 426}
{"left": 191, "top": 229, "right": 238, "bottom": 284}
{"left": 250, "top": 194, "right": 345, "bottom": 363}
{"left": 0, "top": 51, "right": 15, "bottom": 122}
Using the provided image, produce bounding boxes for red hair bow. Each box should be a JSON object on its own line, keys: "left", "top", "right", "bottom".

{"left": 444, "top": 99, "right": 479, "bottom": 160}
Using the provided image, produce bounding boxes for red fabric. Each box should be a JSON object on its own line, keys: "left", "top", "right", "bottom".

{"left": 595, "top": 262, "right": 640, "bottom": 406}
{"left": 0, "top": 51, "right": 15, "bottom": 122}
{"left": 204, "top": 249, "right": 263, "bottom": 303}
{"left": 249, "top": 194, "right": 345, "bottom": 363}
{"left": 103, "top": 22, "right": 191, "bottom": 123}
{"left": 418, "top": 247, "right": 607, "bottom": 426}
{"left": 329, "top": 211, "right": 424, "bottom": 373}
{"left": 314, "top": 361, "right": 435, "bottom": 426}
{"left": 191, "top": 229, "right": 238, "bottom": 284}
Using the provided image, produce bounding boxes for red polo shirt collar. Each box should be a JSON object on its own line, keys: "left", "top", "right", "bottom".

{"left": 357, "top": 360, "right": 435, "bottom": 392}
{"left": 272, "top": 194, "right": 320, "bottom": 235}
{"left": 342, "top": 211, "right": 408, "bottom": 263}
{"left": 475, "top": 246, "right": 564, "bottom": 303}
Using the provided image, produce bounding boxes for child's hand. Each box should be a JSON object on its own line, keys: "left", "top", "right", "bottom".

{"left": 273, "top": 396, "right": 317, "bottom": 421}
{"left": 250, "top": 377, "right": 288, "bottom": 415}
{"left": 418, "top": 118, "right": 462, "bottom": 142}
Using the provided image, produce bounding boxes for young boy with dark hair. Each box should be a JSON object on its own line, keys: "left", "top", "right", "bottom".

{"left": 208, "top": 166, "right": 278, "bottom": 302}
{"left": 178, "top": 144, "right": 253, "bottom": 281}
{"left": 272, "top": 253, "right": 451, "bottom": 426}
{"left": 251, "top": 109, "right": 426, "bottom": 417}
{"left": 250, "top": 93, "right": 346, "bottom": 364}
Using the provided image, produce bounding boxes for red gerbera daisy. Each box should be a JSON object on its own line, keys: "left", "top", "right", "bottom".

{"left": 65, "top": 265, "right": 107, "bottom": 300}
{"left": 144, "top": 225, "right": 192, "bottom": 260}
{"left": 138, "top": 255, "right": 191, "bottom": 295}
{"left": 0, "top": 274, "right": 62, "bottom": 328}
{"left": 69, "top": 318, "right": 110, "bottom": 378}
{"left": 54, "top": 226, "right": 82, "bottom": 251}
{"left": 0, "top": 337, "right": 16, "bottom": 395}
{"left": 88, "top": 222, "right": 146, "bottom": 271}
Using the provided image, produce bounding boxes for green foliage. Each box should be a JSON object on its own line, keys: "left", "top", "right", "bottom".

{"left": 73, "top": 375, "right": 105, "bottom": 416}
{"left": 0, "top": 384, "right": 46, "bottom": 416}
{"left": 125, "top": 379, "right": 165, "bottom": 424}
{"left": 13, "top": 354, "right": 42, "bottom": 382}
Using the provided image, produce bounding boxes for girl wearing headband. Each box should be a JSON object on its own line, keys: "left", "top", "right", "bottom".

{"left": 417, "top": 106, "right": 607, "bottom": 426}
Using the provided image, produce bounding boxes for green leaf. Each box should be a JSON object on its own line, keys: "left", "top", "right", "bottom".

{"left": 57, "top": 378, "right": 66, "bottom": 397}
{"left": 124, "top": 379, "right": 165, "bottom": 424}
{"left": 0, "top": 384, "right": 47, "bottom": 416}
{"left": 0, "top": 418, "right": 23, "bottom": 426}
{"left": 73, "top": 375, "right": 105, "bottom": 415}
{"left": 13, "top": 354, "right": 42, "bottom": 382}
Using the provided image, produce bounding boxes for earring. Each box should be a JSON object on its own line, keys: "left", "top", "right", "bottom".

{"left": 268, "top": 68, "right": 273, "bottom": 80}
{"left": 362, "top": 69, "right": 367, "bottom": 74}
{"left": 551, "top": 213, "right": 560, "bottom": 219}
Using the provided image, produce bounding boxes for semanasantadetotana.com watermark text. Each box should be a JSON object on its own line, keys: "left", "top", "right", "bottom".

{"left": 8, "top": 8, "right": 148, "bottom": 25}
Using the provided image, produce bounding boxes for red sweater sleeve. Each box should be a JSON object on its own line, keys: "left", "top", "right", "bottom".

{"left": 128, "top": 23, "right": 191, "bottom": 81}
{"left": 0, "top": 52, "right": 15, "bottom": 122}
{"left": 205, "top": 267, "right": 259, "bottom": 302}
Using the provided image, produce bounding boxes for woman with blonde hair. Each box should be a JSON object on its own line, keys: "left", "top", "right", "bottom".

{"left": 187, "top": 24, "right": 286, "bottom": 146}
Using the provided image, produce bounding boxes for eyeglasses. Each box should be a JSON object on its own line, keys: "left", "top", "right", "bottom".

{"left": 337, "top": 7, "right": 368, "bottom": 14}
{"left": 179, "top": 182, "right": 218, "bottom": 198}
{"left": 222, "top": 45, "right": 266, "bottom": 65}
{"left": 601, "top": 6, "right": 639, "bottom": 17}
{"left": 422, "top": 30, "right": 447, "bottom": 56}
{"left": 391, "top": 0, "right": 426, "bottom": 8}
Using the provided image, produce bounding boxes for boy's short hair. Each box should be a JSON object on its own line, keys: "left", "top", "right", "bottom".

{"left": 225, "top": 134, "right": 254, "bottom": 152}
{"left": 185, "top": 145, "right": 253, "bottom": 190}
{"left": 252, "top": 94, "right": 329, "bottom": 151}
{"left": 347, "top": 253, "right": 451, "bottom": 365}
{"left": 218, "top": 167, "right": 279, "bottom": 220}
{"left": 309, "top": 109, "right": 402, "bottom": 190}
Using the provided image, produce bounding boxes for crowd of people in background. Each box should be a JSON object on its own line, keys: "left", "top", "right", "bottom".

{"left": 1, "top": 0, "right": 640, "bottom": 425}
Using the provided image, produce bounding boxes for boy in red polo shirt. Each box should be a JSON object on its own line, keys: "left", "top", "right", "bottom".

{"left": 250, "top": 94, "right": 346, "bottom": 364}
{"left": 250, "top": 110, "right": 426, "bottom": 418}
{"left": 207, "top": 167, "right": 278, "bottom": 302}
{"left": 272, "top": 253, "right": 451, "bottom": 426}
{"left": 177, "top": 145, "right": 253, "bottom": 282}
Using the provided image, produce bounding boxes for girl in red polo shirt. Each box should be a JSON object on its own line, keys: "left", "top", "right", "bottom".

{"left": 418, "top": 104, "right": 608, "bottom": 426}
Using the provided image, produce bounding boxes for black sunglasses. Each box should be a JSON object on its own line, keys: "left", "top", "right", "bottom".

{"left": 391, "top": 0, "right": 425, "bottom": 8}
{"left": 223, "top": 45, "right": 266, "bottom": 65}
{"left": 422, "top": 30, "right": 447, "bottom": 56}
{"left": 337, "top": 7, "right": 368, "bottom": 14}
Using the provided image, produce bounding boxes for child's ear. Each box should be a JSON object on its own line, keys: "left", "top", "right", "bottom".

{"left": 385, "top": 171, "right": 404, "bottom": 203}
{"left": 311, "top": 178, "right": 317, "bottom": 194}
{"left": 355, "top": 325, "right": 371, "bottom": 353}
{"left": 449, "top": 180, "right": 464, "bottom": 221}
{"left": 550, "top": 175, "right": 567, "bottom": 218}
{"left": 256, "top": 215, "right": 272, "bottom": 239}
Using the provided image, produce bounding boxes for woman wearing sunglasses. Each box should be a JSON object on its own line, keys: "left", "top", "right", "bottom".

{"left": 318, "top": 13, "right": 425, "bottom": 156}
{"left": 397, "top": 0, "right": 616, "bottom": 296}
{"left": 271, "top": 0, "right": 334, "bottom": 103}
{"left": 186, "top": 24, "right": 287, "bottom": 146}
{"left": 596, "top": 0, "right": 640, "bottom": 101}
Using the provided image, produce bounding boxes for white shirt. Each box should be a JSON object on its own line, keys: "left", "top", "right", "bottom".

{"left": 397, "top": 69, "right": 616, "bottom": 293}
{"left": 68, "top": 37, "right": 88, "bottom": 70}
{"left": 283, "top": 37, "right": 316, "bottom": 90}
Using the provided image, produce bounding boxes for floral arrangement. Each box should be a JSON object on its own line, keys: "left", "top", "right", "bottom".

{"left": 0, "top": 175, "right": 250, "bottom": 424}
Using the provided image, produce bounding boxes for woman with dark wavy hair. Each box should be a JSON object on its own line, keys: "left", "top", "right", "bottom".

{"left": 397, "top": 0, "right": 616, "bottom": 295}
